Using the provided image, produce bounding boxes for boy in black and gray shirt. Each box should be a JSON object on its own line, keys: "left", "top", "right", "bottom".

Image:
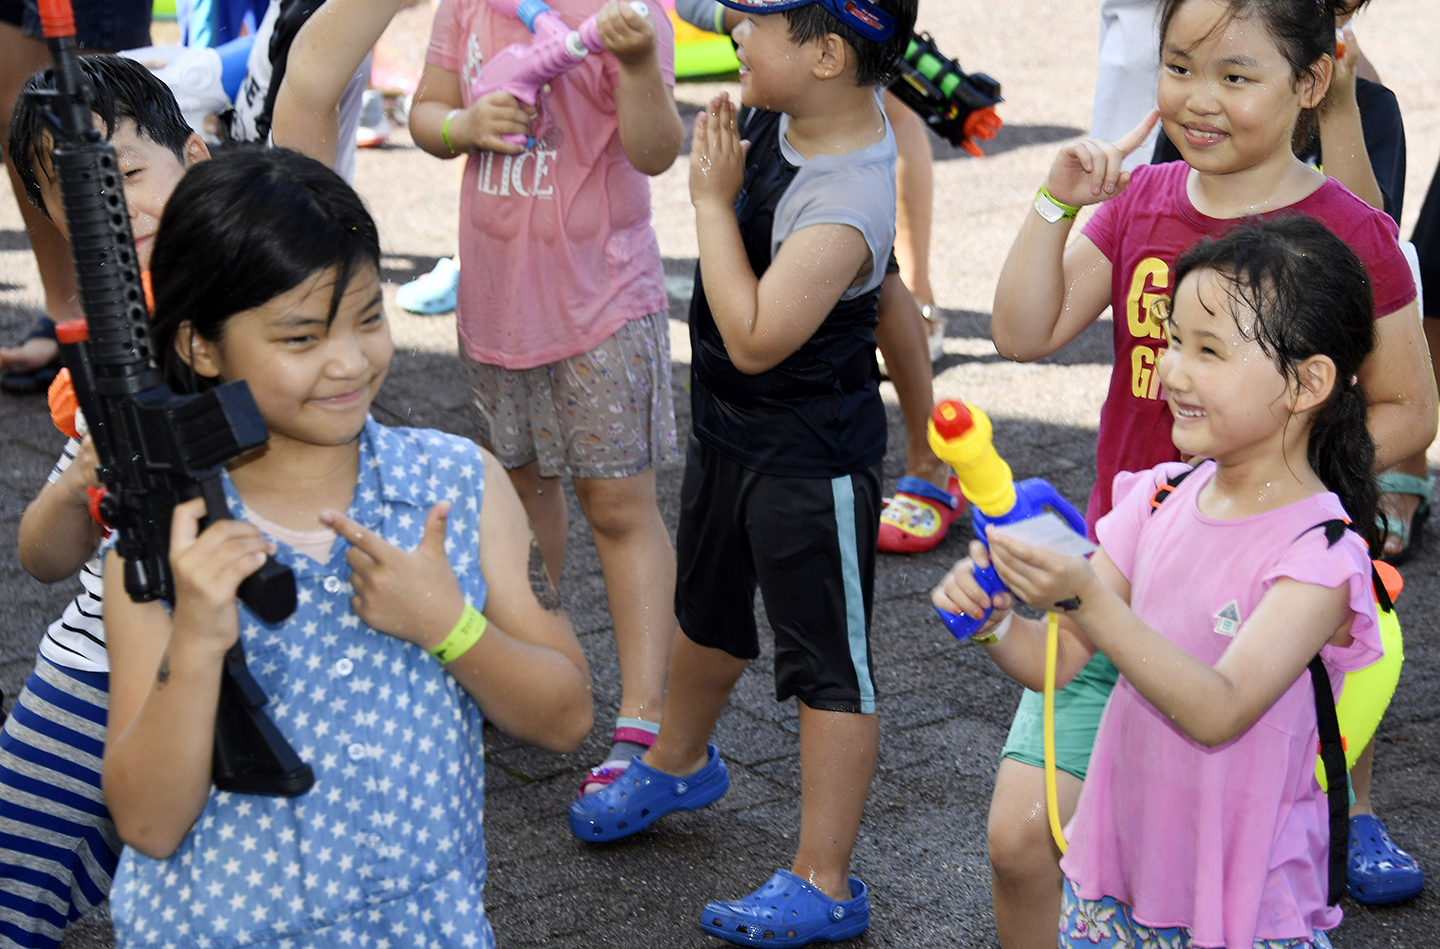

{"left": 568, "top": 0, "right": 916, "bottom": 942}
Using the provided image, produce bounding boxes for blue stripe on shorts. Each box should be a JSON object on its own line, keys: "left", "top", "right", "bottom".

{"left": 831, "top": 474, "right": 876, "bottom": 714}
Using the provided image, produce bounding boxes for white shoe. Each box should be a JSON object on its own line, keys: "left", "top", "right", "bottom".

{"left": 356, "top": 90, "right": 391, "bottom": 148}
{"left": 922, "top": 304, "right": 946, "bottom": 363}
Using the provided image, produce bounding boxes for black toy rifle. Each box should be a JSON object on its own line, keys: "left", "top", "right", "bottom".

{"left": 35, "top": 0, "right": 313, "bottom": 796}
{"left": 888, "top": 32, "right": 1003, "bottom": 157}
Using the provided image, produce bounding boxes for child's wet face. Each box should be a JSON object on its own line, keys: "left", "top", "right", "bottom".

{"left": 1158, "top": 269, "right": 1292, "bottom": 463}
{"left": 1157, "top": 0, "right": 1322, "bottom": 177}
{"left": 732, "top": 12, "right": 814, "bottom": 110}
{"left": 36, "top": 117, "right": 204, "bottom": 271}
{"left": 199, "top": 265, "right": 392, "bottom": 450}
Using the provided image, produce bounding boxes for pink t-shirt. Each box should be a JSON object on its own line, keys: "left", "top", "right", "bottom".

{"left": 1080, "top": 161, "right": 1416, "bottom": 529}
{"left": 427, "top": 0, "right": 675, "bottom": 369}
{"left": 1060, "top": 462, "right": 1383, "bottom": 947}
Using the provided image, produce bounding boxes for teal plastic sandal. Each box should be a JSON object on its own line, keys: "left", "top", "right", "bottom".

{"left": 1375, "top": 471, "right": 1432, "bottom": 565}
{"left": 395, "top": 258, "right": 459, "bottom": 315}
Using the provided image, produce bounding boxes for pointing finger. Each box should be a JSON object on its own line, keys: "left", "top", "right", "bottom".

{"left": 322, "top": 509, "right": 391, "bottom": 563}
{"left": 1116, "top": 108, "right": 1160, "bottom": 156}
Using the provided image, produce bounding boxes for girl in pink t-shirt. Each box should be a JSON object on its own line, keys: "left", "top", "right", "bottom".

{"left": 409, "top": 0, "right": 686, "bottom": 798}
{"left": 937, "top": 216, "right": 1384, "bottom": 947}
{"left": 983, "top": 0, "right": 1432, "bottom": 942}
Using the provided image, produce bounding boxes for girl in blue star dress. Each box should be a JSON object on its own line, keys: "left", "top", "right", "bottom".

{"left": 99, "top": 148, "right": 593, "bottom": 949}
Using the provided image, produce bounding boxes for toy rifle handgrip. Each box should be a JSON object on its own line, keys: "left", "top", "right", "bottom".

{"left": 935, "top": 560, "right": 1006, "bottom": 641}
{"left": 576, "top": 0, "right": 649, "bottom": 49}
{"left": 198, "top": 477, "right": 297, "bottom": 624}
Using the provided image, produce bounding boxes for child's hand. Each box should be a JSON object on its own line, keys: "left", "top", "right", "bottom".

{"left": 1323, "top": 24, "right": 1360, "bottom": 111}
{"left": 986, "top": 527, "right": 1096, "bottom": 614}
{"left": 168, "top": 497, "right": 273, "bottom": 654}
{"left": 55, "top": 435, "right": 102, "bottom": 508}
{"left": 932, "top": 540, "right": 1015, "bottom": 632}
{"left": 1044, "top": 109, "right": 1158, "bottom": 207}
{"left": 597, "top": 1, "right": 655, "bottom": 68}
{"left": 689, "top": 93, "right": 747, "bottom": 209}
{"left": 322, "top": 502, "right": 466, "bottom": 650}
{"left": 457, "top": 92, "right": 536, "bottom": 154}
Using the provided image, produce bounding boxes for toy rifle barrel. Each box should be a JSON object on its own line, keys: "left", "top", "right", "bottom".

{"left": 41, "top": 0, "right": 160, "bottom": 397}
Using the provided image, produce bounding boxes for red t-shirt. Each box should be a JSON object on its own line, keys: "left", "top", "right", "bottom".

{"left": 1080, "top": 161, "right": 1415, "bottom": 528}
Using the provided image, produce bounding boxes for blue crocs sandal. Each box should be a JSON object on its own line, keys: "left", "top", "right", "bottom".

{"left": 701, "top": 869, "right": 869, "bottom": 948}
{"left": 1348, "top": 813, "right": 1425, "bottom": 904}
{"left": 395, "top": 257, "right": 459, "bottom": 314}
{"left": 568, "top": 743, "right": 729, "bottom": 842}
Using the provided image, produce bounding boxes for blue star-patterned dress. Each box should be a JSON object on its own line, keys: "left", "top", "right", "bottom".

{"left": 111, "top": 420, "right": 496, "bottom": 949}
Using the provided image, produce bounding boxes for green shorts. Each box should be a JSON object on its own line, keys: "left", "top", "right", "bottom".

{"left": 1001, "top": 650, "right": 1119, "bottom": 780}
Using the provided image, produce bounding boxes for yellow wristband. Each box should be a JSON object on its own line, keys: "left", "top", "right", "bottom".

{"left": 430, "top": 604, "right": 486, "bottom": 663}
{"left": 441, "top": 108, "right": 462, "bottom": 155}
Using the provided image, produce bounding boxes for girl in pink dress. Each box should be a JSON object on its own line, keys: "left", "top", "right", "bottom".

{"left": 937, "top": 216, "right": 1386, "bottom": 948}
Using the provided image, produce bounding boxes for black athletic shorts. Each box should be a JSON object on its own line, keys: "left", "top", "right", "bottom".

{"left": 675, "top": 436, "right": 882, "bottom": 714}
{"left": 22, "top": 0, "right": 150, "bottom": 49}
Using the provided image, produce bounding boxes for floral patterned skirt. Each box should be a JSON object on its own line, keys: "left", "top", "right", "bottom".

{"left": 1060, "top": 878, "right": 1334, "bottom": 949}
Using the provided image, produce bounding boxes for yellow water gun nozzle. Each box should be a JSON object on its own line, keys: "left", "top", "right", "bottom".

{"left": 927, "top": 400, "right": 1017, "bottom": 518}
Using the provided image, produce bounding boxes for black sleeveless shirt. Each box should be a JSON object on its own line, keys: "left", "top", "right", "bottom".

{"left": 688, "top": 107, "right": 891, "bottom": 478}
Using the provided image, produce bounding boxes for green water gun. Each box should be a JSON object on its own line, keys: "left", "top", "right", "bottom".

{"left": 888, "top": 31, "right": 1002, "bottom": 157}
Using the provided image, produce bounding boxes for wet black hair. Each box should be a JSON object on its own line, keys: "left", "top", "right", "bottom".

{"left": 1170, "top": 215, "right": 1380, "bottom": 550}
{"left": 148, "top": 147, "right": 382, "bottom": 394}
{"left": 783, "top": 0, "right": 917, "bottom": 87}
{"left": 7, "top": 54, "right": 194, "bottom": 220}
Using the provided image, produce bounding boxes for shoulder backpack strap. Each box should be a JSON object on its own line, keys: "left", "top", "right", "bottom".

{"left": 1309, "top": 654, "right": 1349, "bottom": 905}
{"left": 1148, "top": 468, "right": 1194, "bottom": 512}
{"left": 1295, "top": 516, "right": 1362, "bottom": 904}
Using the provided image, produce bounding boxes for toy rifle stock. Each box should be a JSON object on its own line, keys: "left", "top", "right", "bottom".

{"left": 888, "top": 32, "right": 1002, "bottom": 157}
{"left": 35, "top": 0, "right": 313, "bottom": 796}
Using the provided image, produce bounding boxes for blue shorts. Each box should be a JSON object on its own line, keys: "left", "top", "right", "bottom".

{"left": 1060, "top": 879, "right": 1335, "bottom": 949}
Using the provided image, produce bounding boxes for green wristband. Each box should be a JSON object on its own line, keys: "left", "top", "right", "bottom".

{"left": 1034, "top": 184, "right": 1081, "bottom": 223}
{"left": 430, "top": 603, "right": 487, "bottom": 663}
{"left": 441, "top": 108, "right": 462, "bottom": 155}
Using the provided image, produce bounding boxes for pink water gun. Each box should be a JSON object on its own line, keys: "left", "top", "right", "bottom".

{"left": 473, "top": 0, "right": 649, "bottom": 147}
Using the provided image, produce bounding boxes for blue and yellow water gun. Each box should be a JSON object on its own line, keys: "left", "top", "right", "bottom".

{"left": 927, "top": 399, "right": 1088, "bottom": 639}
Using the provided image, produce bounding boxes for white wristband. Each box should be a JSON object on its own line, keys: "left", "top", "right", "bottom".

{"left": 972, "top": 611, "right": 1014, "bottom": 645}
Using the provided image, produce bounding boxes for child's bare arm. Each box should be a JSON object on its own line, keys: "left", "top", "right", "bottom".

{"left": 690, "top": 94, "right": 870, "bottom": 373}
{"left": 19, "top": 438, "right": 105, "bottom": 582}
{"left": 991, "top": 113, "right": 1157, "bottom": 362}
{"left": 271, "top": 0, "right": 406, "bottom": 167}
{"left": 986, "top": 531, "right": 1352, "bottom": 747}
{"left": 1361, "top": 302, "right": 1439, "bottom": 469}
{"left": 103, "top": 500, "right": 271, "bottom": 858}
{"left": 602, "top": 1, "right": 682, "bottom": 175}
{"left": 322, "top": 453, "right": 592, "bottom": 754}
{"left": 410, "top": 62, "right": 535, "bottom": 158}
{"left": 1317, "top": 25, "right": 1384, "bottom": 212}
